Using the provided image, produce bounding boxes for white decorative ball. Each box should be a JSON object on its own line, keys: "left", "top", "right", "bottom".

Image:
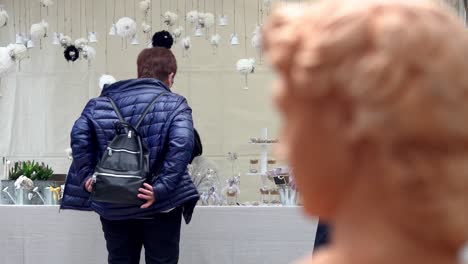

{"left": 115, "top": 17, "right": 137, "bottom": 39}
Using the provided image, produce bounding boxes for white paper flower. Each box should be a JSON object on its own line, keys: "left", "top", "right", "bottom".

{"left": 199, "top": 12, "right": 214, "bottom": 28}
{"left": 236, "top": 58, "right": 255, "bottom": 74}
{"left": 172, "top": 26, "right": 183, "bottom": 39}
{"left": 182, "top": 36, "right": 191, "bottom": 50}
{"left": 115, "top": 17, "right": 137, "bottom": 39}
{"left": 141, "top": 22, "right": 152, "bottom": 34}
{"left": 186, "top": 10, "right": 199, "bottom": 24}
{"left": 0, "top": 9, "right": 8, "bottom": 28}
{"left": 14, "top": 176, "right": 34, "bottom": 190}
{"left": 251, "top": 25, "right": 262, "bottom": 49}
{"left": 164, "top": 11, "right": 178, "bottom": 27}
{"left": 211, "top": 34, "right": 221, "bottom": 47}
{"left": 7, "top": 44, "right": 28, "bottom": 61}
{"left": 82, "top": 45, "right": 96, "bottom": 60}
{"left": 60, "top": 35, "right": 72, "bottom": 47}
{"left": 0, "top": 47, "right": 15, "bottom": 78}
{"left": 74, "top": 38, "right": 88, "bottom": 48}
{"left": 99, "top": 74, "right": 116, "bottom": 90}
{"left": 30, "top": 23, "right": 46, "bottom": 39}
{"left": 139, "top": 0, "right": 151, "bottom": 13}
{"left": 40, "top": 0, "right": 54, "bottom": 7}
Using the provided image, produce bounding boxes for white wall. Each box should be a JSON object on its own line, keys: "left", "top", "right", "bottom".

{"left": 0, "top": 0, "right": 295, "bottom": 201}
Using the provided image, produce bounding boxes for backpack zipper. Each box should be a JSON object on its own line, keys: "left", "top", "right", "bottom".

{"left": 95, "top": 172, "right": 142, "bottom": 179}
{"left": 107, "top": 147, "right": 140, "bottom": 156}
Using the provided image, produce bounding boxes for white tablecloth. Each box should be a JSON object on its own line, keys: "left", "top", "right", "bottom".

{"left": 0, "top": 206, "right": 317, "bottom": 264}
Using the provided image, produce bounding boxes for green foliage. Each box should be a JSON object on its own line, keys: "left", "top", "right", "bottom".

{"left": 8, "top": 161, "right": 54, "bottom": 181}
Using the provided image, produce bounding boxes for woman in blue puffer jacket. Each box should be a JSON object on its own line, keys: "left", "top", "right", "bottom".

{"left": 61, "top": 47, "right": 199, "bottom": 264}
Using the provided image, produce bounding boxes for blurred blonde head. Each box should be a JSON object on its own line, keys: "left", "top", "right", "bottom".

{"left": 264, "top": 0, "right": 468, "bottom": 251}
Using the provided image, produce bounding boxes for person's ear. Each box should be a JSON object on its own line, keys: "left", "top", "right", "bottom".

{"left": 168, "top": 72, "right": 175, "bottom": 88}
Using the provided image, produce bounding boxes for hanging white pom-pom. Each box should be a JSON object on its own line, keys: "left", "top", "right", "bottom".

{"left": 60, "top": 35, "right": 72, "bottom": 47}
{"left": 186, "top": 10, "right": 199, "bottom": 24}
{"left": 115, "top": 17, "right": 137, "bottom": 39}
{"left": 99, "top": 74, "right": 116, "bottom": 90}
{"left": 199, "top": 12, "right": 214, "bottom": 28}
{"left": 164, "top": 11, "right": 178, "bottom": 27}
{"left": 74, "top": 38, "right": 88, "bottom": 49}
{"left": 251, "top": 25, "right": 262, "bottom": 49}
{"left": 173, "top": 26, "right": 184, "bottom": 39}
{"left": 237, "top": 58, "right": 255, "bottom": 75}
{"left": 40, "top": 0, "right": 54, "bottom": 7}
{"left": 0, "top": 47, "right": 15, "bottom": 78}
{"left": 0, "top": 9, "right": 8, "bottom": 28}
{"left": 182, "top": 36, "right": 191, "bottom": 50}
{"left": 141, "top": 22, "right": 152, "bottom": 34}
{"left": 211, "top": 34, "right": 221, "bottom": 48}
{"left": 30, "top": 23, "right": 47, "bottom": 39}
{"left": 139, "top": 0, "right": 151, "bottom": 13}
{"left": 236, "top": 58, "right": 256, "bottom": 90}
{"left": 82, "top": 45, "right": 96, "bottom": 60}
{"left": 6, "top": 44, "right": 28, "bottom": 61}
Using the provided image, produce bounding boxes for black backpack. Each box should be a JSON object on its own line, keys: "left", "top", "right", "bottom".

{"left": 91, "top": 93, "right": 167, "bottom": 205}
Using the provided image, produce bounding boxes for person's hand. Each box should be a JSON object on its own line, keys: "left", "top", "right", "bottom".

{"left": 138, "top": 183, "right": 155, "bottom": 209}
{"left": 85, "top": 178, "right": 93, "bottom": 193}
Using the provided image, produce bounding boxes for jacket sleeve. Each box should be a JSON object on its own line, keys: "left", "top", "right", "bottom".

{"left": 70, "top": 100, "right": 98, "bottom": 191}
{"left": 153, "top": 100, "right": 194, "bottom": 201}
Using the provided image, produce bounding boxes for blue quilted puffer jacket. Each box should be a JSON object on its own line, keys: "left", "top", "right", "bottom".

{"left": 61, "top": 78, "right": 200, "bottom": 224}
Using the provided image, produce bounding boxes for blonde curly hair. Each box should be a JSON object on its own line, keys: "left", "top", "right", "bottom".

{"left": 264, "top": 0, "right": 468, "bottom": 250}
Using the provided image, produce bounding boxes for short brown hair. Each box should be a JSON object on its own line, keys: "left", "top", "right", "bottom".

{"left": 137, "top": 47, "right": 177, "bottom": 81}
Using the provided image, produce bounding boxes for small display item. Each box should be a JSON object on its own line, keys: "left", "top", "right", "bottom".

{"left": 259, "top": 187, "right": 270, "bottom": 204}
{"left": 250, "top": 159, "right": 259, "bottom": 173}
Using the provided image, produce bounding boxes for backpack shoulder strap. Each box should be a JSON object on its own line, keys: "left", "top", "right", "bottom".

{"left": 135, "top": 92, "right": 168, "bottom": 129}
{"left": 107, "top": 97, "right": 125, "bottom": 122}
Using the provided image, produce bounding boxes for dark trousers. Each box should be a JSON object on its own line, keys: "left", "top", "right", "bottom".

{"left": 100, "top": 207, "right": 183, "bottom": 264}
{"left": 313, "top": 222, "right": 330, "bottom": 253}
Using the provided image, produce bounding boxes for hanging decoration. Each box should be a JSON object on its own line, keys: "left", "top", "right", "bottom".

{"left": 164, "top": 11, "right": 178, "bottom": 27}
{"left": 142, "top": 21, "right": 152, "bottom": 34}
{"left": 236, "top": 58, "right": 255, "bottom": 90}
{"left": 30, "top": 20, "right": 49, "bottom": 48}
{"left": 0, "top": 44, "right": 28, "bottom": 78}
{"left": 236, "top": 0, "right": 255, "bottom": 90}
{"left": 210, "top": 0, "right": 220, "bottom": 53}
{"left": 99, "top": 74, "right": 117, "bottom": 90}
{"left": 219, "top": 0, "right": 228, "bottom": 26}
{"left": 64, "top": 45, "right": 80, "bottom": 62}
{"left": 40, "top": 0, "right": 54, "bottom": 8}
{"left": 198, "top": 12, "right": 214, "bottom": 30}
{"left": 173, "top": 26, "right": 184, "bottom": 42}
{"left": 181, "top": 36, "right": 191, "bottom": 54}
{"left": 252, "top": 0, "right": 263, "bottom": 61}
{"left": 40, "top": 0, "right": 54, "bottom": 16}
{"left": 0, "top": 7, "right": 8, "bottom": 28}
{"left": 152, "top": 30, "right": 174, "bottom": 49}
{"left": 182, "top": 0, "right": 191, "bottom": 57}
{"left": 87, "top": 0, "right": 97, "bottom": 43}
{"left": 139, "top": 0, "right": 151, "bottom": 15}
{"left": 0, "top": 47, "right": 15, "bottom": 78}
{"left": 116, "top": 17, "right": 137, "bottom": 39}
{"left": 52, "top": 0, "right": 60, "bottom": 45}
{"left": 60, "top": 35, "right": 72, "bottom": 47}
{"left": 138, "top": 0, "right": 151, "bottom": 45}
{"left": 74, "top": 38, "right": 88, "bottom": 49}
{"left": 230, "top": 0, "right": 239, "bottom": 45}
{"left": 187, "top": 10, "right": 199, "bottom": 24}
{"left": 109, "top": 0, "right": 117, "bottom": 36}
{"left": 81, "top": 45, "right": 96, "bottom": 60}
